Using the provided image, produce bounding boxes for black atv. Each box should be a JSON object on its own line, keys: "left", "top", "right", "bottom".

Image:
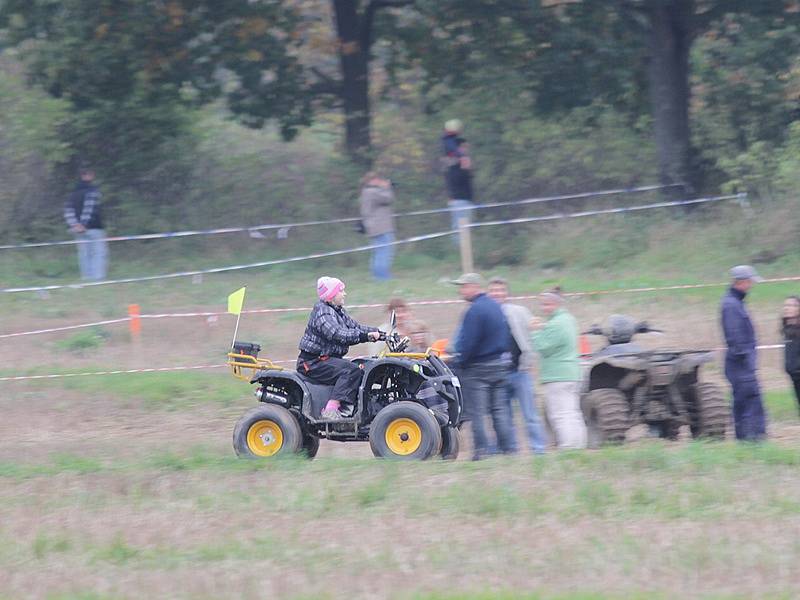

{"left": 227, "top": 315, "right": 462, "bottom": 460}
{"left": 581, "top": 315, "right": 729, "bottom": 446}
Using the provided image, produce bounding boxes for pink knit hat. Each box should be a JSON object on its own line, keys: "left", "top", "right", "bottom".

{"left": 317, "top": 276, "right": 345, "bottom": 302}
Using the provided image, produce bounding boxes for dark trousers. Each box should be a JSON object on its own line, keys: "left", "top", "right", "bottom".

{"left": 790, "top": 374, "right": 800, "bottom": 416}
{"left": 730, "top": 378, "right": 767, "bottom": 441}
{"left": 460, "top": 359, "right": 517, "bottom": 458}
{"left": 297, "top": 356, "right": 363, "bottom": 404}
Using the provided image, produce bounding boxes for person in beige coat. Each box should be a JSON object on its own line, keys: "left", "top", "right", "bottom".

{"left": 359, "top": 172, "right": 395, "bottom": 280}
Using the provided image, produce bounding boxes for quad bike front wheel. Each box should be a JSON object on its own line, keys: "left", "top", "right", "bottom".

{"left": 689, "top": 382, "right": 729, "bottom": 440}
{"left": 302, "top": 434, "right": 320, "bottom": 459}
{"left": 370, "top": 402, "right": 442, "bottom": 460}
{"left": 584, "top": 388, "right": 630, "bottom": 448}
{"left": 233, "top": 405, "right": 303, "bottom": 458}
{"left": 440, "top": 426, "right": 460, "bottom": 460}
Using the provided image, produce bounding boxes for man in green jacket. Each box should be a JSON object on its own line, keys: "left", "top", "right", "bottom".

{"left": 530, "top": 288, "right": 587, "bottom": 449}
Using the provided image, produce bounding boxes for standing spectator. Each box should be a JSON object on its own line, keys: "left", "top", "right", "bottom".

{"left": 407, "top": 320, "right": 434, "bottom": 353}
{"left": 530, "top": 287, "right": 587, "bottom": 450}
{"left": 781, "top": 295, "right": 800, "bottom": 416}
{"left": 721, "top": 265, "right": 767, "bottom": 441}
{"left": 63, "top": 166, "right": 107, "bottom": 281}
{"left": 781, "top": 296, "right": 800, "bottom": 418}
{"left": 446, "top": 138, "right": 474, "bottom": 233}
{"left": 359, "top": 171, "right": 395, "bottom": 280}
{"left": 441, "top": 121, "right": 474, "bottom": 239}
{"left": 367, "top": 298, "right": 427, "bottom": 355}
{"left": 488, "top": 277, "right": 548, "bottom": 454}
{"left": 450, "top": 272, "right": 517, "bottom": 460}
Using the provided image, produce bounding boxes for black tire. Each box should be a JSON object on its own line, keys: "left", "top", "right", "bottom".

{"left": 584, "top": 388, "right": 630, "bottom": 448}
{"left": 232, "top": 405, "right": 303, "bottom": 458}
{"left": 649, "top": 420, "right": 681, "bottom": 441}
{"left": 302, "top": 434, "right": 320, "bottom": 459}
{"left": 369, "top": 401, "right": 443, "bottom": 460}
{"left": 440, "top": 426, "right": 460, "bottom": 460}
{"left": 689, "top": 382, "right": 729, "bottom": 440}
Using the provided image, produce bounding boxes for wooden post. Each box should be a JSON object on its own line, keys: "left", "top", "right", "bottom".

{"left": 458, "top": 217, "right": 473, "bottom": 273}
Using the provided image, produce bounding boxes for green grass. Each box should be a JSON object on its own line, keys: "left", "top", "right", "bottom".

{"left": 1, "top": 441, "right": 798, "bottom": 598}
{"left": 53, "top": 328, "right": 109, "bottom": 354}
{"left": 55, "top": 371, "right": 247, "bottom": 410}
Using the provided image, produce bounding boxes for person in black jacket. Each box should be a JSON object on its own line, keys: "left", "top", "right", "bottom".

{"left": 720, "top": 265, "right": 767, "bottom": 440}
{"left": 445, "top": 138, "right": 474, "bottom": 244}
{"left": 63, "top": 167, "right": 107, "bottom": 281}
{"left": 781, "top": 295, "right": 800, "bottom": 415}
{"left": 297, "top": 276, "right": 381, "bottom": 420}
{"left": 451, "top": 272, "right": 517, "bottom": 460}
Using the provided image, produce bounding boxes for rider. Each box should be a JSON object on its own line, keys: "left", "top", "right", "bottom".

{"left": 297, "top": 276, "right": 382, "bottom": 419}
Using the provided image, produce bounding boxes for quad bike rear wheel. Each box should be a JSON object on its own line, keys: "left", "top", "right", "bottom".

{"left": 440, "top": 426, "right": 460, "bottom": 460}
{"left": 370, "top": 402, "right": 442, "bottom": 460}
{"left": 689, "top": 382, "right": 729, "bottom": 439}
{"left": 584, "top": 388, "right": 630, "bottom": 448}
{"left": 233, "top": 405, "right": 303, "bottom": 458}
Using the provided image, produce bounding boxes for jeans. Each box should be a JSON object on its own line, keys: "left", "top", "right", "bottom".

{"left": 461, "top": 359, "right": 517, "bottom": 458}
{"left": 508, "top": 370, "right": 548, "bottom": 453}
{"left": 448, "top": 200, "right": 475, "bottom": 245}
{"left": 730, "top": 378, "right": 767, "bottom": 441}
{"left": 76, "top": 229, "right": 108, "bottom": 281}
{"left": 542, "top": 381, "right": 587, "bottom": 449}
{"left": 370, "top": 232, "right": 395, "bottom": 280}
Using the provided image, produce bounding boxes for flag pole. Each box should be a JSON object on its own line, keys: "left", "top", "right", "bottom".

{"left": 231, "top": 312, "right": 242, "bottom": 350}
{"left": 229, "top": 286, "right": 246, "bottom": 349}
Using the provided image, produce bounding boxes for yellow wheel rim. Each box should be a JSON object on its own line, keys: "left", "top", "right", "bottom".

{"left": 246, "top": 420, "right": 284, "bottom": 457}
{"left": 385, "top": 418, "right": 422, "bottom": 455}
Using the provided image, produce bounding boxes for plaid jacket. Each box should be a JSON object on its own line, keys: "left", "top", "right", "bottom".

{"left": 298, "top": 301, "right": 377, "bottom": 358}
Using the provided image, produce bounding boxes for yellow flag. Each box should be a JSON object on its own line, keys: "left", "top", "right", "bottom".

{"left": 227, "top": 287, "right": 246, "bottom": 315}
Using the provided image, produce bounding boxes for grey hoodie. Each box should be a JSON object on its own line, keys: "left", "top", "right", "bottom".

{"left": 501, "top": 302, "right": 535, "bottom": 371}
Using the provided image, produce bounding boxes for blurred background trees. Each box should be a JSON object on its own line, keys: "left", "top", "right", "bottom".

{"left": 1, "top": 0, "right": 800, "bottom": 242}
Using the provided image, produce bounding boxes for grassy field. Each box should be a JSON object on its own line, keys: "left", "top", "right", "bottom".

{"left": 0, "top": 363, "right": 799, "bottom": 599}
{"left": 2, "top": 198, "right": 800, "bottom": 599}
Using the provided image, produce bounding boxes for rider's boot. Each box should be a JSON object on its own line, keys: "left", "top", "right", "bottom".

{"left": 321, "top": 399, "right": 344, "bottom": 420}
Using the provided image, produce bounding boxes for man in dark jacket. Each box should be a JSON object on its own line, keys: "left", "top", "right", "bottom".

{"left": 720, "top": 265, "right": 767, "bottom": 441}
{"left": 451, "top": 272, "right": 517, "bottom": 459}
{"left": 63, "top": 167, "right": 107, "bottom": 281}
{"left": 298, "top": 276, "right": 381, "bottom": 420}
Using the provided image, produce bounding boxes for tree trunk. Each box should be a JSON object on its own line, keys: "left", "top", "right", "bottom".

{"left": 646, "top": 0, "right": 694, "bottom": 198}
{"left": 332, "top": 0, "right": 372, "bottom": 166}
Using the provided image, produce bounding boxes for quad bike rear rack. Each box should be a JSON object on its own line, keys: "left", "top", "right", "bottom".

{"left": 227, "top": 351, "right": 284, "bottom": 381}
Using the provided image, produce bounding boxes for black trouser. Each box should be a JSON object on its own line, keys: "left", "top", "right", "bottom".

{"left": 791, "top": 374, "right": 800, "bottom": 416}
{"left": 297, "top": 354, "right": 363, "bottom": 405}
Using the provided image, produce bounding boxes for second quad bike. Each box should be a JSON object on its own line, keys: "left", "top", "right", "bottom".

{"left": 227, "top": 314, "right": 463, "bottom": 460}
{"left": 581, "top": 315, "right": 729, "bottom": 446}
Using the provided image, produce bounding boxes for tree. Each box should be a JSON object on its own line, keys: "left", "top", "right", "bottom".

{"left": 402, "top": 0, "right": 800, "bottom": 194}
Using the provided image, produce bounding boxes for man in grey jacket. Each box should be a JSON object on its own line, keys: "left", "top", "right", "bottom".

{"left": 488, "top": 277, "right": 548, "bottom": 454}
{"left": 359, "top": 172, "right": 395, "bottom": 280}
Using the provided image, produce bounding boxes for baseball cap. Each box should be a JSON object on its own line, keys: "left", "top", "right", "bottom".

{"left": 444, "top": 119, "right": 463, "bottom": 133}
{"left": 450, "top": 272, "right": 484, "bottom": 286}
{"left": 730, "top": 265, "right": 763, "bottom": 282}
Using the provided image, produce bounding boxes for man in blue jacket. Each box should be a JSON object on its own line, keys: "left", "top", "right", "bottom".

{"left": 720, "top": 265, "right": 767, "bottom": 441}
{"left": 451, "top": 272, "right": 517, "bottom": 459}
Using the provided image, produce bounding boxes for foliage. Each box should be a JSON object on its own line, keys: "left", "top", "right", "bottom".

{"left": 0, "top": 57, "right": 70, "bottom": 239}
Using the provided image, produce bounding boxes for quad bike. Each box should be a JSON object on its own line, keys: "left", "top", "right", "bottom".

{"left": 581, "top": 315, "right": 729, "bottom": 447}
{"left": 227, "top": 314, "right": 463, "bottom": 460}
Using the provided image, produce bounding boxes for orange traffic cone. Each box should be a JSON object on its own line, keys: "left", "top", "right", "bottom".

{"left": 578, "top": 334, "right": 592, "bottom": 356}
